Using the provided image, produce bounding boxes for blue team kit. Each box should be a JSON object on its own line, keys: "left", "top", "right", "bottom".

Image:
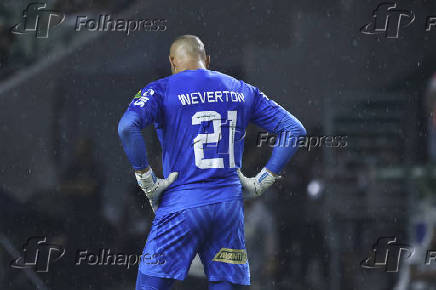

{"left": 118, "top": 69, "right": 305, "bottom": 286}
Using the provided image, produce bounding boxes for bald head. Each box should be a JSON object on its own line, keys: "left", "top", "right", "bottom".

{"left": 169, "top": 35, "right": 209, "bottom": 74}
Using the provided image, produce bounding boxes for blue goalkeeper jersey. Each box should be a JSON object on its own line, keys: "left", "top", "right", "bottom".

{"left": 119, "top": 68, "right": 305, "bottom": 214}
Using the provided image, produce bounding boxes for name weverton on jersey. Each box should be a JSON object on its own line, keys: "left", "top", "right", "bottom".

{"left": 178, "top": 91, "right": 245, "bottom": 106}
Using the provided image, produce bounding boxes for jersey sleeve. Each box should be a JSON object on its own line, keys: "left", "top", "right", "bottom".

{"left": 118, "top": 80, "right": 166, "bottom": 171}
{"left": 248, "top": 85, "right": 307, "bottom": 174}
{"left": 250, "top": 87, "right": 296, "bottom": 133}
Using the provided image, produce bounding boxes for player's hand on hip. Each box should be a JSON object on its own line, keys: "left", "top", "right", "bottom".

{"left": 135, "top": 168, "right": 178, "bottom": 213}
{"left": 237, "top": 167, "right": 281, "bottom": 199}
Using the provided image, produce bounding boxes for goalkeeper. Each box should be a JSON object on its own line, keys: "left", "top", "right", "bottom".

{"left": 118, "top": 35, "right": 306, "bottom": 290}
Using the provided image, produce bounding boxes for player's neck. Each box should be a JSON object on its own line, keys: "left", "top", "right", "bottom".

{"left": 176, "top": 61, "right": 207, "bottom": 73}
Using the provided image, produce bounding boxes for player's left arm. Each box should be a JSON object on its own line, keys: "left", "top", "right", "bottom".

{"left": 258, "top": 94, "right": 306, "bottom": 175}
{"left": 238, "top": 87, "right": 306, "bottom": 198}
{"left": 118, "top": 84, "right": 178, "bottom": 212}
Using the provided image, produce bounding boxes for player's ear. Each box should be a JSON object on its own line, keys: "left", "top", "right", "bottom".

{"left": 169, "top": 55, "right": 176, "bottom": 73}
{"left": 205, "top": 55, "right": 210, "bottom": 69}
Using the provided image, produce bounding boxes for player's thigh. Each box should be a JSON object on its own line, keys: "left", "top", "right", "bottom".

{"left": 199, "top": 200, "right": 250, "bottom": 286}
{"left": 139, "top": 210, "right": 199, "bottom": 280}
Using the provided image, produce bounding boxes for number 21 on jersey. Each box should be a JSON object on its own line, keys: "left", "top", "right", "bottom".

{"left": 192, "top": 110, "right": 237, "bottom": 169}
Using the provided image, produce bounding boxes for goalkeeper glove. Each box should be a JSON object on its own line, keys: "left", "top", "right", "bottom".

{"left": 237, "top": 167, "right": 281, "bottom": 199}
{"left": 135, "top": 169, "right": 178, "bottom": 213}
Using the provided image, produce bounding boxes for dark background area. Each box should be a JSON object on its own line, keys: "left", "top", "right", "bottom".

{"left": 2, "top": 0, "right": 436, "bottom": 289}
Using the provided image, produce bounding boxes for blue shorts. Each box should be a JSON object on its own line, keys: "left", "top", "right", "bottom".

{"left": 137, "top": 199, "right": 250, "bottom": 286}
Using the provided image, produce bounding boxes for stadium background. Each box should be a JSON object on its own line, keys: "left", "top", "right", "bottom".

{"left": 1, "top": 0, "right": 436, "bottom": 289}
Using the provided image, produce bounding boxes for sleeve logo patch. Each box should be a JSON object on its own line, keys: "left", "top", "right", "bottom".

{"left": 133, "top": 90, "right": 142, "bottom": 99}
{"left": 212, "top": 248, "right": 247, "bottom": 264}
{"left": 132, "top": 88, "right": 154, "bottom": 107}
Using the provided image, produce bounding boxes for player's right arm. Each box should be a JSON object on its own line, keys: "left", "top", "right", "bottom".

{"left": 238, "top": 86, "right": 306, "bottom": 198}
{"left": 118, "top": 83, "right": 178, "bottom": 212}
